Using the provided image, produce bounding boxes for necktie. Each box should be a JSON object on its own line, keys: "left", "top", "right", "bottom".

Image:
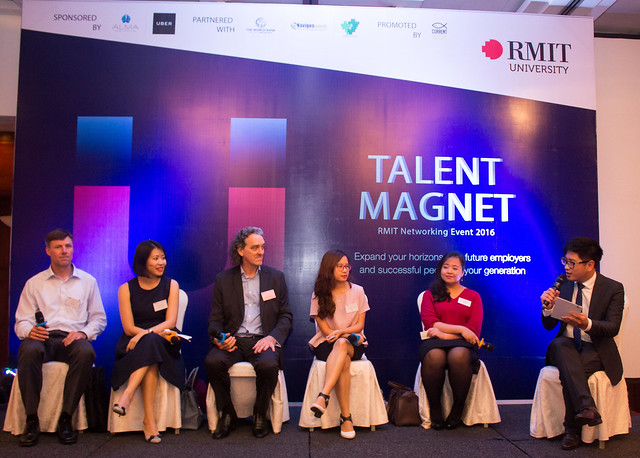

{"left": 573, "top": 282, "right": 584, "bottom": 352}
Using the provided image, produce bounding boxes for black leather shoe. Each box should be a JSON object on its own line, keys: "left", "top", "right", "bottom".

{"left": 445, "top": 412, "right": 462, "bottom": 430}
{"left": 212, "top": 412, "right": 236, "bottom": 440}
{"left": 19, "top": 417, "right": 40, "bottom": 447}
{"left": 252, "top": 413, "right": 270, "bottom": 438}
{"left": 57, "top": 413, "right": 78, "bottom": 444}
{"left": 575, "top": 406, "right": 602, "bottom": 427}
{"left": 430, "top": 420, "right": 444, "bottom": 430}
{"left": 561, "top": 431, "right": 581, "bottom": 450}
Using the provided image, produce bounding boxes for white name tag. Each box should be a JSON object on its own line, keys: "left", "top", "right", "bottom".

{"left": 458, "top": 297, "right": 472, "bottom": 307}
{"left": 261, "top": 289, "right": 276, "bottom": 301}
{"left": 153, "top": 299, "right": 168, "bottom": 312}
{"left": 65, "top": 296, "right": 81, "bottom": 308}
{"left": 346, "top": 302, "right": 359, "bottom": 314}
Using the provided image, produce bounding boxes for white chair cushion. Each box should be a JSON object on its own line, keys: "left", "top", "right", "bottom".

{"left": 206, "top": 362, "right": 289, "bottom": 434}
{"left": 107, "top": 375, "right": 181, "bottom": 433}
{"left": 529, "top": 366, "right": 631, "bottom": 443}
{"left": 413, "top": 360, "right": 501, "bottom": 429}
{"left": 298, "top": 357, "right": 388, "bottom": 429}
{"left": 3, "top": 361, "right": 88, "bottom": 435}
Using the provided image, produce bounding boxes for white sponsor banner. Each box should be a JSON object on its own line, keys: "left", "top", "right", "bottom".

{"left": 21, "top": 1, "right": 596, "bottom": 109}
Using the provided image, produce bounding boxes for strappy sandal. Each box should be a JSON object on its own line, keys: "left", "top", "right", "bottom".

{"left": 340, "top": 414, "right": 355, "bottom": 439}
{"left": 311, "top": 392, "right": 330, "bottom": 418}
{"left": 112, "top": 404, "right": 126, "bottom": 417}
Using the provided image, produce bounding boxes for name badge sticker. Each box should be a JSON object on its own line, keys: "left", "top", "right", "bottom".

{"left": 458, "top": 297, "right": 472, "bottom": 307}
{"left": 345, "top": 302, "right": 359, "bottom": 313}
{"left": 153, "top": 299, "right": 168, "bottom": 312}
{"left": 65, "top": 296, "right": 81, "bottom": 308}
{"left": 261, "top": 289, "right": 276, "bottom": 301}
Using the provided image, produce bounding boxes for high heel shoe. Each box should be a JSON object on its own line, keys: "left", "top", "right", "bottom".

{"left": 145, "top": 434, "right": 161, "bottom": 444}
{"left": 340, "top": 414, "right": 355, "bottom": 439}
{"left": 311, "top": 392, "right": 330, "bottom": 418}
{"left": 112, "top": 404, "right": 126, "bottom": 417}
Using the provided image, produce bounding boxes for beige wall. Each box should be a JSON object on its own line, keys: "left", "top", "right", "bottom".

{"left": 0, "top": 6, "right": 20, "bottom": 119}
{"left": 595, "top": 37, "right": 640, "bottom": 377}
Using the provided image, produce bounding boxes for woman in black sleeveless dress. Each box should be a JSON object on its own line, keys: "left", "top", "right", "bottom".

{"left": 111, "top": 240, "right": 185, "bottom": 443}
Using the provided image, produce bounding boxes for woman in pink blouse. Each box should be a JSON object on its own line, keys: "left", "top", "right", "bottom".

{"left": 419, "top": 251, "right": 483, "bottom": 430}
{"left": 308, "top": 250, "right": 370, "bottom": 439}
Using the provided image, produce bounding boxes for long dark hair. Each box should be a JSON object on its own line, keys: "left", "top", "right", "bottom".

{"left": 314, "top": 249, "right": 351, "bottom": 320}
{"left": 430, "top": 251, "right": 465, "bottom": 302}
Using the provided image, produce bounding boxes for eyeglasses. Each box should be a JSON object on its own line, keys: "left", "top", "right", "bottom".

{"left": 336, "top": 264, "right": 352, "bottom": 272}
{"left": 561, "top": 257, "right": 589, "bottom": 269}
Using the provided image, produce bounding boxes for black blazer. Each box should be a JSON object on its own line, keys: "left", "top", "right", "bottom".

{"left": 542, "top": 273, "right": 625, "bottom": 385}
{"left": 208, "top": 265, "right": 293, "bottom": 348}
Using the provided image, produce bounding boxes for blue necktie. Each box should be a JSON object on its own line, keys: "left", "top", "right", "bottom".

{"left": 573, "top": 282, "right": 584, "bottom": 352}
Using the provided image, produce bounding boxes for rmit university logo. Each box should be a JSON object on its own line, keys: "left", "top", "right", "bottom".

{"left": 341, "top": 19, "right": 359, "bottom": 35}
{"left": 482, "top": 38, "right": 571, "bottom": 75}
{"left": 482, "top": 39, "right": 502, "bottom": 59}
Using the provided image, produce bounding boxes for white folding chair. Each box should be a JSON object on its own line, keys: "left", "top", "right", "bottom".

{"left": 206, "top": 362, "right": 290, "bottom": 434}
{"left": 107, "top": 289, "right": 189, "bottom": 434}
{"left": 529, "top": 296, "right": 631, "bottom": 448}
{"left": 298, "top": 356, "right": 388, "bottom": 431}
{"left": 414, "top": 290, "right": 500, "bottom": 429}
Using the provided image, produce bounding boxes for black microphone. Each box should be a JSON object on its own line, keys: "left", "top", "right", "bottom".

{"left": 35, "top": 310, "right": 47, "bottom": 327}
{"left": 212, "top": 331, "right": 229, "bottom": 344}
{"left": 542, "top": 274, "right": 567, "bottom": 307}
{"left": 479, "top": 339, "right": 495, "bottom": 351}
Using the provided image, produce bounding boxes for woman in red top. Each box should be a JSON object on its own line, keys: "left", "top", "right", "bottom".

{"left": 419, "top": 251, "right": 483, "bottom": 430}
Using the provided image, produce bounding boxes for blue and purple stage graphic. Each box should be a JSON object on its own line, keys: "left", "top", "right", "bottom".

{"left": 10, "top": 2, "right": 597, "bottom": 400}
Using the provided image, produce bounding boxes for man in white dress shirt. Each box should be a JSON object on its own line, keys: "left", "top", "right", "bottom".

{"left": 14, "top": 229, "right": 107, "bottom": 446}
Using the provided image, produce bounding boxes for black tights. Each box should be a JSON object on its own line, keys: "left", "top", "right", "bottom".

{"left": 421, "top": 347, "right": 473, "bottom": 423}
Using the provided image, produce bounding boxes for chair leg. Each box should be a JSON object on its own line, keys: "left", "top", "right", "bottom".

{"left": 371, "top": 425, "right": 376, "bottom": 431}
{"left": 599, "top": 440, "right": 605, "bottom": 450}
{"left": 483, "top": 423, "right": 488, "bottom": 428}
{"left": 175, "top": 428, "right": 180, "bottom": 435}
{"left": 309, "top": 427, "right": 315, "bottom": 432}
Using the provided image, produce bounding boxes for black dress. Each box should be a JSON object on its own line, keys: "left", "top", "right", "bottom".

{"left": 111, "top": 276, "right": 185, "bottom": 390}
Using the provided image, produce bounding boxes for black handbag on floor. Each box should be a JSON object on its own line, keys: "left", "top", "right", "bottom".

{"left": 387, "top": 381, "right": 421, "bottom": 426}
{"left": 181, "top": 367, "right": 204, "bottom": 430}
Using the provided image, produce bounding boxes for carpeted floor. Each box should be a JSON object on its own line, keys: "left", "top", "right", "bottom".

{"left": 1, "top": 404, "right": 638, "bottom": 457}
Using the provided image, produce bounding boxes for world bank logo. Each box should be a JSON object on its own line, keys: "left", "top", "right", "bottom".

{"left": 341, "top": 19, "right": 359, "bottom": 35}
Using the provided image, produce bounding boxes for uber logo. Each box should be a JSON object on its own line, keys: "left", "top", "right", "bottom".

{"left": 153, "top": 13, "right": 176, "bottom": 34}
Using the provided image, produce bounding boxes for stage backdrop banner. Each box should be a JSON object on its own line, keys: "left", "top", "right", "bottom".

{"left": 11, "top": 1, "right": 597, "bottom": 400}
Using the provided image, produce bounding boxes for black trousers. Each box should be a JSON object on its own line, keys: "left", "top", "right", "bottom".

{"left": 546, "top": 336, "right": 603, "bottom": 431}
{"left": 17, "top": 332, "right": 96, "bottom": 417}
{"left": 204, "top": 336, "right": 280, "bottom": 417}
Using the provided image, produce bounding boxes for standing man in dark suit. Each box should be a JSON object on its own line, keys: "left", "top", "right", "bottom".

{"left": 540, "top": 237, "right": 624, "bottom": 451}
{"left": 205, "top": 227, "right": 292, "bottom": 439}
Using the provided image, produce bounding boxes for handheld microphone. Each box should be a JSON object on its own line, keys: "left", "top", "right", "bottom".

{"left": 347, "top": 333, "right": 367, "bottom": 346}
{"left": 163, "top": 329, "right": 192, "bottom": 343}
{"left": 162, "top": 330, "right": 180, "bottom": 345}
{"left": 35, "top": 310, "right": 47, "bottom": 327}
{"left": 478, "top": 338, "right": 495, "bottom": 352}
{"left": 542, "top": 274, "right": 567, "bottom": 307}
{"left": 212, "top": 331, "right": 230, "bottom": 344}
